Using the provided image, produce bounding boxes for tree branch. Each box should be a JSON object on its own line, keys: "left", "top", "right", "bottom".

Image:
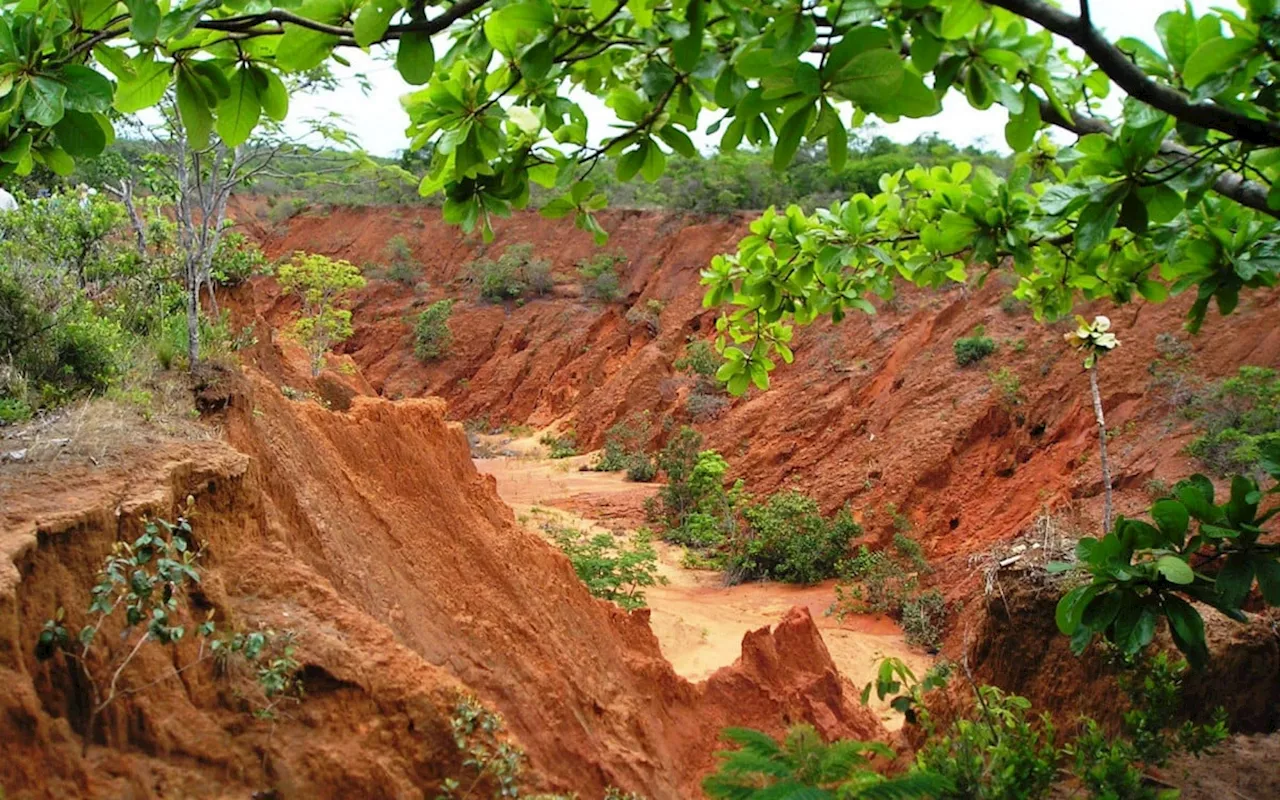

{"left": 1038, "top": 99, "right": 1279, "bottom": 219}
{"left": 989, "top": 0, "right": 1280, "bottom": 147}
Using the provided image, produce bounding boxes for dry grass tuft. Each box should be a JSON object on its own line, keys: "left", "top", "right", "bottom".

{"left": 1, "top": 371, "right": 214, "bottom": 474}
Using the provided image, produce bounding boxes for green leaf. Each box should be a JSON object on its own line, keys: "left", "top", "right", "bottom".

{"left": 258, "top": 68, "right": 289, "bottom": 121}
{"left": 827, "top": 118, "right": 847, "bottom": 172}
{"left": 658, "top": 125, "right": 697, "bottom": 158}
{"left": 354, "top": 0, "right": 398, "bottom": 47}
{"left": 832, "top": 50, "right": 905, "bottom": 106}
{"left": 1183, "top": 37, "right": 1255, "bottom": 88}
{"left": 396, "top": 32, "right": 435, "bottom": 86}
{"left": 275, "top": 0, "right": 345, "bottom": 71}
{"left": 1176, "top": 475, "right": 1216, "bottom": 520}
{"left": 216, "top": 68, "right": 262, "bottom": 147}
{"left": 1055, "top": 584, "right": 1098, "bottom": 634}
{"left": 1152, "top": 499, "right": 1187, "bottom": 547}
{"left": 114, "top": 55, "right": 172, "bottom": 113}
{"left": 1004, "top": 91, "right": 1041, "bottom": 151}
{"left": 1113, "top": 602, "right": 1157, "bottom": 654}
{"left": 640, "top": 138, "right": 666, "bottom": 182}
{"left": 0, "top": 133, "right": 31, "bottom": 163}
{"left": 1255, "top": 557, "right": 1280, "bottom": 605}
{"left": 1163, "top": 595, "right": 1208, "bottom": 669}
{"left": 1216, "top": 552, "right": 1255, "bottom": 608}
{"left": 1156, "top": 10, "right": 1197, "bottom": 70}
{"left": 126, "top": 0, "right": 161, "bottom": 42}
{"left": 672, "top": 0, "right": 705, "bottom": 72}
{"left": 53, "top": 110, "right": 106, "bottom": 157}
{"left": 940, "top": 0, "right": 985, "bottom": 40}
{"left": 22, "top": 77, "right": 66, "bottom": 126}
{"left": 1141, "top": 183, "right": 1184, "bottom": 223}
{"left": 1156, "top": 555, "right": 1194, "bottom": 585}
{"left": 1075, "top": 190, "right": 1125, "bottom": 252}
{"left": 175, "top": 71, "right": 213, "bottom": 150}
{"left": 39, "top": 147, "right": 75, "bottom": 176}
{"left": 484, "top": 0, "right": 554, "bottom": 57}
{"left": 885, "top": 70, "right": 941, "bottom": 118}
{"left": 55, "top": 65, "right": 114, "bottom": 113}
{"left": 772, "top": 104, "right": 813, "bottom": 171}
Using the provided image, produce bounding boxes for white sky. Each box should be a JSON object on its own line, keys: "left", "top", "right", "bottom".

{"left": 287, "top": 0, "right": 1186, "bottom": 158}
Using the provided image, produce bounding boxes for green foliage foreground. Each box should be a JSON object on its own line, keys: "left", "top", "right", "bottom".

{"left": 6, "top": 0, "right": 1278, "bottom": 337}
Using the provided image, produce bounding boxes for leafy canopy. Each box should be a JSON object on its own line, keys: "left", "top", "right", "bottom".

{"left": 8, "top": 0, "right": 1280, "bottom": 392}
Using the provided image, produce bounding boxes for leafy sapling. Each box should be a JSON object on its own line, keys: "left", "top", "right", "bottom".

{"left": 36, "top": 511, "right": 304, "bottom": 752}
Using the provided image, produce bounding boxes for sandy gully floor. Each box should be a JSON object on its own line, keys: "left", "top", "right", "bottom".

{"left": 475, "top": 449, "right": 933, "bottom": 729}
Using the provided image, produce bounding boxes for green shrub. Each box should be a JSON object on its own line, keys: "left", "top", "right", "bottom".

{"left": 909, "top": 653, "right": 1227, "bottom": 800}
{"left": 652, "top": 429, "right": 746, "bottom": 550}
{"left": 439, "top": 694, "right": 527, "bottom": 799}
{"left": 210, "top": 231, "right": 268, "bottom": 286}
{"left": 703, "top": 725, "right": 947, "bottom": 799}
{"left": 834, "top": 532, "right": 943, "bottom": 644}
{"left": 539, "top": 430, "right": 578, "bottom": 458}
{"left": 625, "top": 456, "right": 657, "bottom": 482}
{"left": 685, "top": 389, "right": 729, "bottom": 421}
{"left": 625, "top": 298, "right": 664, "bottom": 335}
{"left": 954, "top": 327, "right": 997, "bottom": 367}
{"left": 988, "top": 366, "right": 1023, "bottom": 407}
{"left": 594, "top": 413, "right": 652, "bottom": 472}
{"left": 0, "top": 395, "right": 32, "bottom": 424}
{"left": 675, "top": 339, "right": 723, "bottom": 378}
{"left": 471, "top": 243, "right": 552, "bottom": 301}
{"left": 729, "top": 491, "right": 860, "bottom": 584}
{"left": 413, "top": 299, "right": 454, "bottom": 361}
{"left": 917, "top": 686, "right": 1058, "bottom": 800}
{"left": 578, "top": 251, "right": 627, "bottom": 302}
{"left": 1186, "top": 365, "right": 1280, "bottom": 475}
{"left": 36, "top": 513, "right": 303, "bottom": 751}
{"left": 900, "top": 589, "right": 947, "bottom": 650}
{"left": 549, "top": 525, "right": 661, "bottom": 610}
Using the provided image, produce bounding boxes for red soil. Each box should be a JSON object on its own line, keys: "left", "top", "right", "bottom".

{"left": 1, "top": 336, "right": 883, "bottom": 799}
{"left": 241, "top": 202, "right": 1280, "bottom": 611}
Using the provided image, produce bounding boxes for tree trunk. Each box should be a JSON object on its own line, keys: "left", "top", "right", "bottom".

{"left": 1089, "top": 363, "right": 1113, "bottom": 534}
{"left": 121, "top": 182, "right": 146, "bottom": 259}
{"left": 186, "top": 272, "right": 201, "bottom": 369}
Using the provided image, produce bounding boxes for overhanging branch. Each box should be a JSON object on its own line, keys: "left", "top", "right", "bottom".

{"left": 1038, "top": 100, "right": 1279, "bottom": 219}
{"left": 989, "top": 0, "right": 1280, "bottom": 147}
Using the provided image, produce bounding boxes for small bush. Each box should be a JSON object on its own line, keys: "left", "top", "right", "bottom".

{"left": 917, "top": 686, "right": 1059, "bottom": 800}
{"left": 686, "top": 389, "right": 729, "bottom": 421}
{"left": 413, "top": 299, "right": 454, "bottom": 361}
{"left": 900, "top": 589, "right": 947, "bottom": 649}
{"left": 1185, "top": 365, "right": 1280, "bottom": 475}
{"left": 550, "top": 525, "right": 661, "bottom": 610}
{"left": 654, "top": 433, "right": 745, "bottom": 551}
{"left": 954, "top": 327, "right": 997, "bottom": 367}
{"left": 578, "top": 251, "right": 627, "bottom": 302}
{"left": 703, "top": 724, "right": 944, "bottom": 799}
{"left": 675, "top": 339, "right": 723, "bottom": 378}
{"left": 594, "top": 413, "right": 652, "bottom": 472}
{"left": 729, "top": 492, "right": 860, "bottom": 584}
{"left": 0, "top": 395, "right": 33, "bottom": 424}
{"left": 439, "top": 694, "right": 526, "bottom": 799}
{"left": 625, "top": 456, "right": 657, "bottom": 482}
{"left": 470, "top": 243, "right": 552, "bottom": 301}
{"left": 988, "top": 366, "right": 1023, "bottom": 407}
{"left": 210, "top": 231, "right": 268, "bottom": 286}
{"left": 625, "top": 298, "right": 664, "bottom": 335}
{"left": 539, "top": 430, "right": 578, "bottom": 458}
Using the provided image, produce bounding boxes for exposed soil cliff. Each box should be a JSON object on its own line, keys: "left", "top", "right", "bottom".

{"left": 2, "top": 353, "right": 883, "bottom": 799}
{"left": 243, "top": 203, "right": 1280, "bottom": 609}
